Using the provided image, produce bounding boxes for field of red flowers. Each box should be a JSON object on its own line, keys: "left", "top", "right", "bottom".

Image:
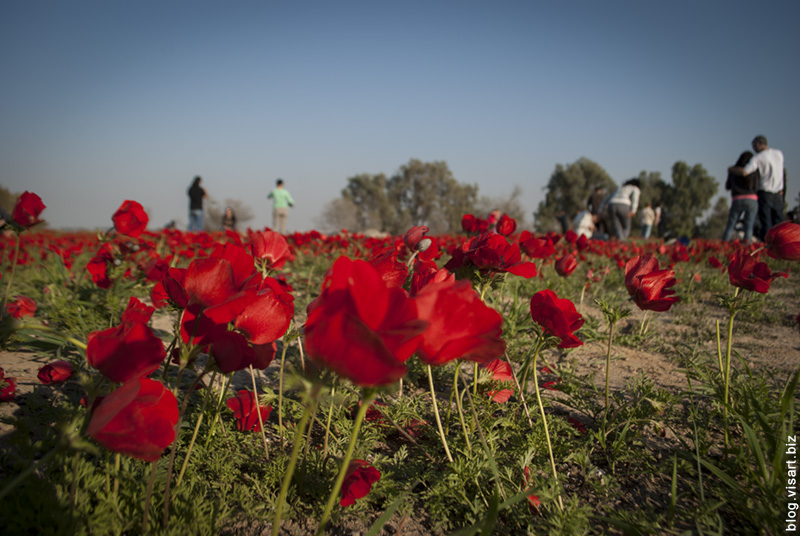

{"left": 1, "top": 193, "right": 799, "bottom": 535}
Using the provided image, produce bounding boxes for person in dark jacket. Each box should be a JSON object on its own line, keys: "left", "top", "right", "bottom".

{"left": 187, "top": 176, "right": 207, "bottom": 231}
{"left": 722, "top": 151, "right": 759, "bottom": 242}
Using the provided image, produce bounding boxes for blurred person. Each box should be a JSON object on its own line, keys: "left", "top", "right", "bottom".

{"left": 639, "top": 203, "right": 656, "bottom": 239}
{"left": 221, "top": 207, "right": 237, "bottom": 231}
{"left": 722, "top": 151, "right": 759, "bottom": 242}
{"left": 601, "top": 178, "right": 641, "bottom": 240}
{"left": 267, "top": 178, "right": 295, "bottom": 234}
{"left": 728, "top": 135, "right": 785, "bottom": 241}
{"left": 187, "top": 176, "right": 207, "bottom": 232}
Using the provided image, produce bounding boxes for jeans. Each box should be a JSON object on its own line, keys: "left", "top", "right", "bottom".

{"left": 608, "top": 203, "right": 631, "bottom": 240}
{"left": 756, "top": 191, "right": 785, "bottom": 240}
{"left": 642, "top": 224, "right": 652, "bottom": 239}
{"left": 722, "top": 198, "right": 757, "bottom": 242}
{"left": 188, "top": 209, "right": 204, "bottom": 232}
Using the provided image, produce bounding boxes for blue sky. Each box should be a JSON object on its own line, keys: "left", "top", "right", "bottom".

{"left": 1, "top": 1, "right": 798, "bottom": 232}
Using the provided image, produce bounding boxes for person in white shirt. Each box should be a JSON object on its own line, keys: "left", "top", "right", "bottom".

{"left": 728, "top": 135, "right": 785, "bottom": 240}
{"left": 639, "top": 203, "right": 656, "bottom": 239}
{"left": 600, "top": 178, "right": 641, "bottom": 240}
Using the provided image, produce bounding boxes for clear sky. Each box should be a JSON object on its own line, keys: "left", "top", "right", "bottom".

{"left": 1, "top": 1, "right": 798, "bottom": 232}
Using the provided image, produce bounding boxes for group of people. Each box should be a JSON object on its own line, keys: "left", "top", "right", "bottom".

{"left": 570, "top": 179, "right": 661, "bottom": 242}
{"left": 566, "top": 134, "right": 787, "bottom": 244}
{"left": 185, "top": 177, "right": 295, "bottom": 234}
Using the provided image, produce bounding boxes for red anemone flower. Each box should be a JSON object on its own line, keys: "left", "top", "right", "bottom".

{"left": 226, "top": 390, "right": 272, "bottom": 432}
{"left": 495, "top": 214, "right": 517, "bottom": 236}
{"left": 7, "top": 295, "right": 37, "bottom": 318}
{"left": 305, "top": 257, "right": 427, "bottom": 387}
{"left": 624, "top": 255, "right": 680, "bottom": 312}
{"left": 340, "top": 460, "right": 381, "bottom": 507}
{"left": 0, "top": 368, "right": 17, "bottom": 402}
{"left": 38, "top": 360, "right": 74, "bottom": 385}
{"left": 728, "top": 249, "right": 787, "bottom": 293}
{"left": 248, "top": 229, "right": 292, "bottom": 270}
{"left": 530, "top": 289, "right": 584, "bottom": 348}
{"left": 87, "top": 378, "right": 178, "bottom": 462}
{"left": 555, "top": 254, "right": 578, "bottom": 277}
{"left": 11, "top": 191, "right": 46, "bottom": 228}
{"left": 765, "top": 221, "right": 800, "bottom": 261}
{"left": 112, "top": 200, "right": 149, "bottom": 237}
{"left": 413, "top": 279, "right": 506, "bottom": 366}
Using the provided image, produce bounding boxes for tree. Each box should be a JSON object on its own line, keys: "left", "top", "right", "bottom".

{"left": 386, "top": 159, "right": 478, "bottom": 235}
{"left": 476, "top": 185, "right": 528, "bottom": 229}
{"left": 661, "top": 162, "right": 718, "bottom": 238}
{"left": 535, "top": 158, "right": 616, "bottom": 232}
{"left": 327, "top": 159, "right": 479, "bottom": 235}
{"left": 205, "top": 198, "right": 255, "bottom": 231}
{"left": 697, "top": 197, "right": 730, "bottom": 239}
{"left": 0, "top": 184, "right": 19, "bottom": 216}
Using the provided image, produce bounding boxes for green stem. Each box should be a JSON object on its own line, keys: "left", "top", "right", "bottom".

{"left": 456, "top": 382, "right": 472, "bottom": 453}
{"left": 531, "top": 344, "right": 564, "bottom": 512}
{"left": 249, "top": 366, "right": 270, "bottom": 462}
{"left": 322, "top": 383, "right": 336, "bottom": 462}
{"left": 112, "top": 453, "right": 120, "bottom": 497}
{"left": 605, "top": 321, "right": 616, "bottom": 417}
{"left": 2, "top": 232, "right": 20, "bottom": 309}
{"left": 723, "top": 296, "right": 738, "bottom": 450}
{"left": 204, "top": 374, "right": 231, "bottom": 448}
{"left": 272, "top": 399, "right": 317, "bottom": 536}
{"left": 427, "top": 365, "right": 454, "bottom": 463}
{"left": 142, "top": 461, "right": 159, "bottom": 534}
{"left": 278, "top": 340, "right": 289, "bottom": 449}
{"left": 176, "top": 372, "right": 217, "bottom": 487}
{"left": 445, "top": 364, "right": 460, "bottom": 435}
{"left": 316, "top": 390, "right": 377, "bottom": 536}
{"left": 715, "top": 320, "right": 724, "bottom": 376}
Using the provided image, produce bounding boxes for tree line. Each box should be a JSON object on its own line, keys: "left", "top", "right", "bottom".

{"left": 320, "top": 157, "right": 736, "bottom": 238}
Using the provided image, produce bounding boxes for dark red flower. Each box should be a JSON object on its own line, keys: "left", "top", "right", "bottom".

{"left": 567, "top": 417, "right": 587, "bottom": 435}
{"left": 87, "top": 318, "right": 166, "bottom": 383}
{"left": 87, "top": 244, "right": 114, "bottom": 289}
{"left": 708, "top": 256, "right": 723, "bottom": 270}
{"left": 248, "top": 229, "right": 292, "bottom": 270}
{"left": 11, "top": 191, "right": 46, "bottom": 228}
{"left": 0, "top": 368, "right": 17, "bottom": 402}
{"left": 564, "top": 229, "right": 578, "bottom": 244}
{"left": 765, "top": 221, "right": 800, "bottom": 261}
{"left": 445, "top": 232, "right": 537, "bottom": 278}
{"left": 624, "top": 255, "right": 680, "bottom": 312}
{"left": 403, "top": 225, "right": 430, "bottom": 251}
{"left": 252, "top": 341, "right": 277, "bottom": 370}
{"left": 7, "top": 295, "right": 36, "bottom": 318}
{"left": 368, "top": 247, "right": 408, "bottom": 288}
{"left": 413, "top": 279, "right": 505, "bottom": 366}
{"left": 340, "top": 460, "right": 381, "bottom": 507}
{"left": 482, "top": 358, "right": 513, "bottom": 382}
{"left": 112, "top": 200, "right": 148, "bottom": 237}
{"left": 529, "top": 289, "right": 584, "bottom": 348}
{"left": 555, "top": 254, "right": 578, "bottom": 277}
{"left": 495, "top": 214, "right": 516, "bottom": 236}
{"left": 120, "top": 296, "right": 155, "bottom": 325}
{"left": 226, "top": 390, "right": 272, "bottom": 432}
{"left": 37, "top": 360, "right": 74, "bottom": 385}
{"left": 87, "top": 378, "right": 178, "bottom": 462}
{"left": 210, "top": 331, "right": 255, "bottom": 373}
{"left": 305, "top": 257, "right": 427, "bottom": 387}
{"left": 409, "top": 266, "right": 454, "bottom": 296}
{"left": 518, "top": 231, "right": 555, "bottom": 259}
{"left": 728, "top": 249, "right": 787, "bottom": 293}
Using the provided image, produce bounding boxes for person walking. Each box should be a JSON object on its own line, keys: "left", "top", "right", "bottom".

{"left": 639, "top": 203, "right": 656, "bottom": 239}
{"left": 187, "top": 176, "right": 207, "bottom": 232}
{"left": 267, "top": 178, "right": 295, "bottom": 234}
{"left": 728, "top": 135, "right": 785, "bottom": 241}
{"left": 722, "top": 151, "right": 759, "bottom": 242}
{"left": 601, "top": 178, "right": 641, "bottom": 240}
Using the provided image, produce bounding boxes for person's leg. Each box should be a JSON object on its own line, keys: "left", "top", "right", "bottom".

{"left": 742, "top": 199, "right": 758, "bottom": 243}
{"left": 609, "top": 205, "right": 623, "bottom": 239}
{"left": 756, "top": 191, "right": 771, "bottom": 241}
{"left": 767, "top": 192, "right": 786, "bottom": 229}
{"left": 188, "top": 210, "right": 199, "bottom": 231}
{"left": 276, "top": 208, "right": 288, "bottom": 234}
{"left": 619, "top": 205, "right": 632, "bottom": 239}
{"left": 722, "top": 199, "right": 743, "bottom": 242}
{"left": 272, "top": 208, "right": 279, "bottom": 231}
{"left": 196, "top": 210, "right": 204, "bottom": 231}
{"left": 643, "top": 224, "right": 652, "bottom": 239}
